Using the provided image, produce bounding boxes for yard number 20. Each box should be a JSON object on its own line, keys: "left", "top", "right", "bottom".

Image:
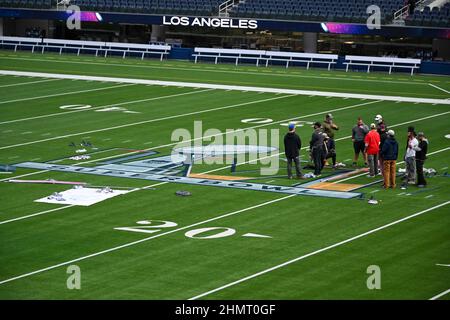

{"left": 114, "top": 220, "right": 236, "bottom": 239}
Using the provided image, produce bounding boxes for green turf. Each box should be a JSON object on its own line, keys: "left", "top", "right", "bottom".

{"left": 0, "top": 51, "right": 449, "bottom": 300}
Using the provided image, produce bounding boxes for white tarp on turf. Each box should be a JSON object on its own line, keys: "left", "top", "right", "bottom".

{"left": 35, "top": 187, "right": 131, "bottom": 206}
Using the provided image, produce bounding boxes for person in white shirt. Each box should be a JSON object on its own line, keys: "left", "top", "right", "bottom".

{"left": 405, "top": 130, "right": 420, "bottom": 184}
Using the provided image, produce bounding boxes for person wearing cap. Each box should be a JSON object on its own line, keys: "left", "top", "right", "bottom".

{"left": 381, "top": 130, "right": 399, "bottom": 188}
{"left": 364, "top": 123, "right": 381, "bottom": 177}
{"left": 415, "top": 132, "right": 428, "bottom": 187}
{"left": 322, "top": 113, "right": 339, "bottom": 140}
{"left": 404, "top": 129, "right": 419, "bottom": 185}
{"left": 352, "top": 117, "right": 369, "bottom": 167}
{"left": 375, "top": 115, "right": 387, "bottom": 134}
{"left": 284, "top": 123, "right": 303, "bottom": 179}
{"left": 322, "top": 113, "right": 339, "bottom": 166}
{"left": 323, "top": 133, "right": 337, "bottom": 168}
{"left": 310, "top": 122, "right": 325, "bottom": 176}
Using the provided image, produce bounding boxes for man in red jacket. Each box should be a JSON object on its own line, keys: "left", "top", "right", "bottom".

{"left": 364, "top": 123, "right": 381, "bottom": 177}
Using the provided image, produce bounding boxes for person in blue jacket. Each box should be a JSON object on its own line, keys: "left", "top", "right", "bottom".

{"left": 380, "top": 130, "right": 399, "bottom": 189}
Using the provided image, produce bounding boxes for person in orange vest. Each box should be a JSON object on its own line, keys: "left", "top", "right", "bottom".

{"left": 364, "top": 123, "right": 381, "bottom": 177}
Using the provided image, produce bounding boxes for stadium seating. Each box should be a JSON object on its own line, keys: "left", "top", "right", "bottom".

{"left": 0, "top": 0, "right": 52, "bottom": 8}
{"left": 0, "top": 0, "right": 448, "bottom": 27}
{"left": 405, "top": 2, "right": 450, "bottom": 27}
{"left": 67, "top": 0, "right": 224, "bottom": 15}
{"left": 229, "top": 0, "right": 404, "bottom": 24}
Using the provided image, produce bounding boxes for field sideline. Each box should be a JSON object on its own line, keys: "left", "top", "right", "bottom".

{"left": 0, "top": 51, "right": 449, "bottom": 300}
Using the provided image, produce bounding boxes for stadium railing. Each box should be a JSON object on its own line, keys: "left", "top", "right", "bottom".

{"left": 0, "top": 36, "right": 42, "bottom": 52}
{"left": 193, "top": 47, "right": 338, "bottom": 70}
{"left": 103, "top": 42, "right": 171, "bottom": 60}
{"left": 0, "top": 36, "right": 171, "bottom": 61}
{"left": 343, "top": 55, "right": 422, "bottom": 75}
{"left": 193, "top": 48, "right": 267, "bottom": 66}
{"left": 263, "top": 51, "right": 338, "bottom": 70}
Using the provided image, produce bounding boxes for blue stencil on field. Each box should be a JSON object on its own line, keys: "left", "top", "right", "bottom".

{"left": 15, "top": 162, "right": 362, "bottom": 199}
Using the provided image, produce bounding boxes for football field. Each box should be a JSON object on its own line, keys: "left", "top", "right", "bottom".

{"left": 0, "top": 50, "right": 449, "bottom": 300}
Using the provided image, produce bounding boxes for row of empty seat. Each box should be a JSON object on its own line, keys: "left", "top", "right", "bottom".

{"left": 69, "top": 0, "right": 222, "bottom": 15}
{"left": 406, "top": 3, "right": 450, "bottom": 27}
{"left": 0, "top": 0, "right": 51, "bottom": 8}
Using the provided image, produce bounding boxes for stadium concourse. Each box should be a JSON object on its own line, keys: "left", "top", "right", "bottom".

{"left": 0, "top": 0, "right": 449, "bottom": 311}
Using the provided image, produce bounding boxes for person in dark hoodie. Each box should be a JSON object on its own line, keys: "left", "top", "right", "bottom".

{"left": 381, "top": 130, "right": 399, "bottom": 189}
{"left": 284, "top": 123, "right": 303, "bottom": 179}
{"left": 310, "top": 122, "right": 325, "bottom": 176}
{"left": 415, "top": 132, "right": 428, "bottom": 187}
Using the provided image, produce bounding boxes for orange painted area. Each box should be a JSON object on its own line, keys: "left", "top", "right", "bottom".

{"left": 307, "top": 182, "right": 362, "bottom": 192}
{"left": 189, "top": 173, "right": 252, "bottom": 181}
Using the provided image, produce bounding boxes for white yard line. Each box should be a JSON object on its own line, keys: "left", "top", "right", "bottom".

{"left": 429, "top": 83, "right": 450, "bottom": 95}
{"left": 0, "top": 94, "right": 294, "bottom": 150}
{"left": 70, "top": 100, "right": 380, "bottom": 167}
{"left": 0, "top": 78, "right": 61, "bottom": 88}
{"left": 0, "top": 83, "right": 135, "bottom": 105}
{"left": 0, "top": 88, "right": 213, "bottom": 125}
{"left": 430, "top": 288, "right": 450, "bottom": 300}
{"left": 335, "top": 147, "right": 450, "bottom": 184}
{"left": 0, "top": 170, "right": 51, "bottom": 183}
{"left": 0, "top": 205, "right": 75, "bottom": 225}
{"left": 197, "top": 111, "right": 450, "bottom": 176}
{"left": 0, "top": 180, "right": 169, "bottom": 225}
{"left": 1, "top": 70, "right": 449, "bottom": 105}
{"left": 0, "top": 56, "right": 433, "bottom": 86}
{"left": 189, "top": 201, "right": 450, "bottom": 300}
{"left": 0, "top": 99, "right": 378, "bottom": 186}
{"left": 1, "top": 102, "right": 446, "bottom": 185}
{"left": 0, "top": 100, "right": 380, "bottom": 182}
{"left": 0, "top": 194, "right": 296, "bottom": 285}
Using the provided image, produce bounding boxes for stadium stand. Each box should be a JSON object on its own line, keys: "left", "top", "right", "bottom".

{"left": 0, "top": 0, "right": 52, "bottom": 9}
{"left": 230, "top": 0, "right": 403, "bottom": 23}
{"left": 67, "top": 0, "right": 224, "bottom": 15}
{"left": 405, "top": 2, "right": 450, "bottom": 27}
{"left": 0, "top": 0, "right": 447, "bottom": 27}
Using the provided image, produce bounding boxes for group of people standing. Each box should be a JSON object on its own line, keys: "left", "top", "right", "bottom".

{"left": 284, "top": 113, "right": 429, "bottom": 189}
{"left": 284, "top": 113, "right": 339, "bottom": 179}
